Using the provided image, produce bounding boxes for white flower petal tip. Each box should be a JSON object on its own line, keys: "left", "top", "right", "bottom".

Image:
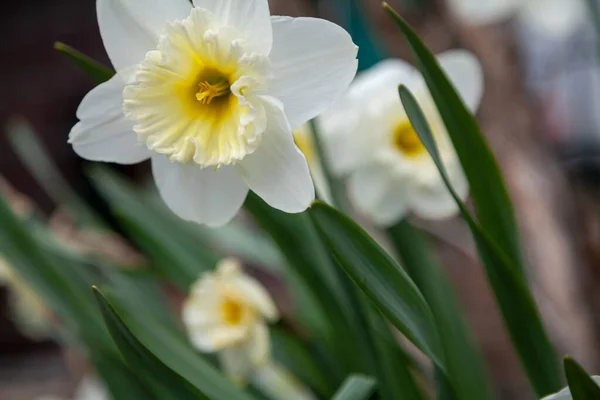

{"left": 541, "top": 376, "right": 600, "bottom": 399}
{"left": 74, "top": 0, "right": 358, "bottom": 225}
{"left": 182, "top": 257, "right": 278, "bottom": 360}
{"left": 151, "top": 156, "right": 249, "bottom": 228}
{"left": 437, "top": 49, "right": 485, "bottom": 113}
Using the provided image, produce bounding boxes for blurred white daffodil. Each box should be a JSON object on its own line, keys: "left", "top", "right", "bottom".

{"left": 447, "top": 0, "right": 586, "bottom": 38}
{"left": 541, "top": 376, "right": 600, "bottom": 399}
{"left": 182, "top": 258, "right": 278, "bottom": 383}
{"left": 38, "top": 376, "right": 108, "bottom": 400}
{"left": 69, "top": 0, "right": 358, "bottom": 227}
{"left": 0, "top": 257, "right": 53, "bottom": 339}
{"left": 322, "top": 50, "right": 483, "bottom": 226}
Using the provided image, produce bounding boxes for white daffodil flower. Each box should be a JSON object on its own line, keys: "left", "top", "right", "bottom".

{"left": 182, "top": 258, "right": 278, "bottom": 383}
{"left": 541, "top": 376, "right": 600, "bottom": 399}
{"left": 322, "top": 50, "right": 483, "bottom": 226}
{"left": 69, "top": 0, "right": 358, "bottom": 227}
{"left": 0, "top": 257, "right": 53, "bottom": 340}
{"left": 447, "top": 0, "right": 586, "bottom": 38}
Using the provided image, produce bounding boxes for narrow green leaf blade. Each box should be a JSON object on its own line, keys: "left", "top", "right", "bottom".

{"left": 387, "top": 220, "right": 493, "bottom": 400}
{"left": 54, "top": 42, "right": 114, "bottom": 84}
{"left": 332, "top": 375, "right": 377, "bottom": 400}
{"left": 93, "top": 288, "right": 208, "bottom": 400}
{"left": 382, "top": 4, "right": 523, "bottom": 278}
{"left": 397, "top": 83, "right": 561, "bottom": 395}
{"left": 104, "top": 290, "right": 257, "bottom": 400}
{"left": 308, "top": 201, "right": 443, "bottom": 368}
{"left": 564, "top": 357, "right": 600, "bottom": 400}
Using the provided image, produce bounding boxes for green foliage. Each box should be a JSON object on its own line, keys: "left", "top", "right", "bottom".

{"left": 54, "top": 42, "right": 114, "bottom": 84}
{"left": 331, "top": 375, "right": 377, "bottom": 400}
{"left": 564, "top": 357, "right": 600, "bottom": 400}
{"left": 94, "top": 288, "right": 208, "bottom": 399}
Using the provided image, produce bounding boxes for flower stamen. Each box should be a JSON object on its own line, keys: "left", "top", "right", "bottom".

{"left": 196, "top": 78, "right": 231, "bottom": 105}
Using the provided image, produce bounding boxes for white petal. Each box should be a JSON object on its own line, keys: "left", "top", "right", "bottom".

{"left": 245, "top": 323, "right": 270, "bottom": 365}
{"left": 189, "top": 325, "right": 249, "bottom": 352}
{"left": 347, "top": 164, "right": 409, "bottom": 227}
{"left": 447, "top": 0, "right": 521, "bottom": 25}
{"left": 237, "top": 97, "right": 314, "bottom": 213}
{"left": 269, "top": 16, "right": 358, "bottom": 130}
{"left": 97, "top": 0, "right": 192, "bottom": 71}
{"left": 519, "top": 0, "right": 586, "bottom": 38}
{"left": 68, "top": 73, "right": 151, "bottom": 164}
{"left": 232, "top": 275, "right": 279, "bottom": 321}
{"left": 218, "top": 344, "right": 255, "bottom": 382}
{"left": 437, "top": 50, "right": 484, "bottom": 113}
{"left": 408, "top": 162, "right": 468, "bottom": 220}
{"left": 193, "top": 0, "right": 272, "bottom": 54}
{"left": 151, "top": 156, "right": 249, "bottom": 227}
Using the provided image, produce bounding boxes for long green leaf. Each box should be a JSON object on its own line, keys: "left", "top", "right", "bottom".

{"left": 396, "top": 82, "right": 561, "bottom": 395}
{"left": 331, "top": 375, "right": 377, "bottom": 400}
{"left": 104, "top": 290, "right": 257, "bottom": 400}
{"left": 54, "top": 42, "right": 114, "bottom": 84}
{"left": 382, "top": 4, "right": 524, "bottom": 277}
{"left": 93, "top": 288, "right": 208, "bottom": 400}
{"left": 387, "top": 220, "right": 493, "bottom": 399}
{"left": 564, "top": 357, "right": 600, "bottom": 400}
{"left": 308, "top": 201, "right": 443, "bottom": 368}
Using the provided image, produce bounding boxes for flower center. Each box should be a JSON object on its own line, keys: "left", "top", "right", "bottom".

{"left": 220, "top": 297, "right": 244, "bottom": 326}
{"left": 195, "top": 76, "right": 231, "bottom": 105}
{"left": 123, "top": 8, "right": 270, "bottom": 167}
{"left": 392, "top": 120, "right": 425, "bottom": 157}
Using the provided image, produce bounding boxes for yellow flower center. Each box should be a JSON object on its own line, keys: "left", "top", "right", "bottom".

{"left": 220, "top": 297, "right": 244, "bottom": 326}
{"left": 195, "top": 78, "right": 231, "bottom": 105}
{"left": 293, "top": 127, "right": 314, "bottom": 163}
{"left": 123, "top": 8, "right": 270, "bottom": 167}
{"left": 392, "top": 120, "right": 425, "bottom": 157}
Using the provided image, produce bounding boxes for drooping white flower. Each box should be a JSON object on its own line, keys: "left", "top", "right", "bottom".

{"left": 541, "top": 376, "right": 600, "bottom": 399}
{"left": 322, "top": 50, "right": 483, "bottom": 226}
{"left": 69, "top": 0, "right": 358, "bottom": 227}
{"left": 0, "top": 257, "right": 53, "bottom": 340}
{"left": 182, "top": 258, "right": 278, "bottom": 383}
{"left": 447, "top": 0, "right": 586, "bottom": 38}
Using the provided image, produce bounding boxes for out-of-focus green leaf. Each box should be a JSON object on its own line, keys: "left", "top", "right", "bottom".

{"left": 54, "top": 42, "right": 114, "bottom": 84}
{"left": 271, "top": 328, "right": 336, "bottom": 398}
{"left": 104, "top": 290, "right": 257, "bottom": 400}
{"left": 308, "top": 201, "right": 443, "bottom": 368}
{"left": 331, "top": 375, "right": 377, "bottom": 400}
{"left": 244, "top": 193, "right": 372, "bottom": 379}
{"left": 387, "top": 220, "right": 493, "bottom": 400}
{"left": 93, "top": 288, "right": 208, "bottom": 400}
{"left": 363, "top": 306, "right": 427, "bottom": 400}
{"left": 89, "top": 167, "right": 218, "bottom": 290}
{"left": 564, "top": 357, "right": 600, "bottom": 400}
{"left": 90, "top": 352, "right": 157, "bottom": 400}
{"left": 7, "top": 118, "right": 101, "bottom": 226}
{"left": 396, "top": 82, "right": 561, "bottom": 396}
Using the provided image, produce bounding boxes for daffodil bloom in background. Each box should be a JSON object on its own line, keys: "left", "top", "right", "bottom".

{"left": 183, "top": 258, "right": 313, "bottom": 399}
{"left": 183, "top": 258, "right": 278, "bottom": 382}
{"left": 541, "top": 376, "right": 600, "bottom": 399}
{"left": 447, "top": 0, "right": 586, "bottom": 38}
{"left": 322, "top": 50, "right": 483, "bottom": 226}
{"left": 0, "top": 257, "right": 53, "bottom": 340}
{"left": 69, "top": 0, "right": 358, "bottom": 227}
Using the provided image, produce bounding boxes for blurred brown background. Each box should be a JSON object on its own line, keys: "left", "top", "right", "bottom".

{"left": 2, "top": 0, "right": 600, "bottom": 399}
